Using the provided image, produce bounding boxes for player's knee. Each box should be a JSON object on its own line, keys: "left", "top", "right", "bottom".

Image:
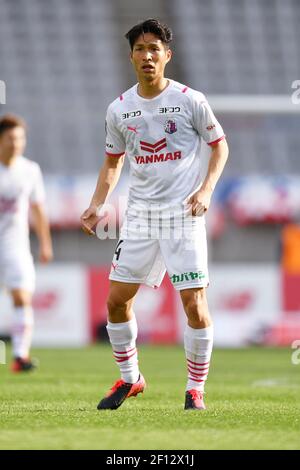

{"left": 182, "top": 289, "right": 209, "bottom": 324}
{"left": 186, "top": 302, "right": 208, "bottom": 323}
{"left": 107, "top": 296, "right": 129, "bottom": 322}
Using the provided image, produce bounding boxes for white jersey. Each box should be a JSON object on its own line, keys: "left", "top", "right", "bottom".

{"left": 105, "top": 79, "right": 225, "bottom": 215}
{"left": 0, "top": 156, "right": 45, "bottom": 255}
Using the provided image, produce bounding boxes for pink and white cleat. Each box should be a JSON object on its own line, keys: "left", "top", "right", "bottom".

{"left": 97, "top": 374, "right": 146, "bottom": 410}
{"left": 184, "top": 389, "right": 206, "bottom": 410}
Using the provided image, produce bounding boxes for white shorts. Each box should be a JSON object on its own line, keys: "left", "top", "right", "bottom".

{"left": 109, "top": 215, "right": 209, "bottom": 291}
{"left": 0, "top": 251, "right": 36, "bottom": 292}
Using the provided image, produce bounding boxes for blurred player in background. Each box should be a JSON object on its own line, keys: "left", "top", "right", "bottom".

{"left": 0, "top": 114, "right": 53, "bottom": 372}
{"left": 81, "top": 19, "right": 229, "bottom": 410}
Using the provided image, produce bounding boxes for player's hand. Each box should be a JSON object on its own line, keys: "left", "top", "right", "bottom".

{"left": 39, "top": 244, "right": 53, "bottom": 264}
{"left": 80, "top": 204, "right": 100, "bottom": 236}
{"left": 187, "top": 188, "right": 212, "bottom": 216}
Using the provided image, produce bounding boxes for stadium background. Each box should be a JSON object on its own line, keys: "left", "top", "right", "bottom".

{"left": 0, "top": 0, "right": 300, "bottom": 348}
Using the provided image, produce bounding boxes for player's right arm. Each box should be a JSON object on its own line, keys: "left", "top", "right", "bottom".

{"left": 81, "top": 102, "right": 126, "bottom": 235}
{"left": 80, "top": 153, "right": 125, "bottom": 235}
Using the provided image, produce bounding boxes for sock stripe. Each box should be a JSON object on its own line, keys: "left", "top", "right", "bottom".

{"left": 188, "top": 369, "right": 208, "bottom": 378}
{"left": 188, "top": 377, "right": 205, "bottom": 383}
{"left": 187, "top": 364, "right": 210, "bottom": 372}
{"left": 107, "top": 318, "right": 140, "bottom": 383}
{"left": 187, "top": 359, "right": 210, "bottom": 367}
{"left": 114, "top": 350, "right": 137, "bottom": 363}
{"left": 113, "top": 346, "right": 136, "bottom": 355}
{"left": 184, "top": 325, "right": 213, "bottom": 393}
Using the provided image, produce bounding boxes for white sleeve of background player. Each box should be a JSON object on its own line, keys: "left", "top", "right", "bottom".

{"left": 191, "top": 93, "right": 225, "bottom": 146}
{"left": 30, "top": 164, "right": 46, "bottom": 204}
{"left": 105, "top": 105, "right": 126, "bottom": 157}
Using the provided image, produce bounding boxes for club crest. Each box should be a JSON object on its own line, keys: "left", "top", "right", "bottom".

{"left": 164, "top": 119, "right": 177, "bottom": 134}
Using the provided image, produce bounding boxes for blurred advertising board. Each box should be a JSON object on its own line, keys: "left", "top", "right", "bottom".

{"left": 40, "top": 174, "right": 300, "bottom": 230}
{"left": 0, "top": 263, "right": 299, "bottom": 347}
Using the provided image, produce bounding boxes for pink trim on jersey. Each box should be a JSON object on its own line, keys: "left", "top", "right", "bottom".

{"left": 207, "top": 135, "right": 226, "bottom": 146}
{"left": 119, "top": 95, "right": 124, "bottom": 101}
{"left": 106, "top": 151, "right": 124, "bottom": 158}
{"left": 182, "top": 86, "right": 188, "bottom": 93}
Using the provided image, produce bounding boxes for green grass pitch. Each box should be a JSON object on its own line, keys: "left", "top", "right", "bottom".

{"left": 0, "top": 345, "right": 299, "bottom": 450}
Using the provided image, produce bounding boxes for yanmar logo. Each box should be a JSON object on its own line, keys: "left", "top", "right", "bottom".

{"left": 135, "top": 151, "right": 181, "bottom": 164}
{"left": 136, "top": 138, "right": 181, "bottom": 164}
{"left": 140, "top": 138, "right": 167, "bottom": 153}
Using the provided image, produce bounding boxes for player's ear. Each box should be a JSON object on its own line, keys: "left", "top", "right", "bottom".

{"left": 129, "top": 51, "right": 133, "bottom": 64}
{"left": 165, "top": 48, "right": 172, "bottom": 64}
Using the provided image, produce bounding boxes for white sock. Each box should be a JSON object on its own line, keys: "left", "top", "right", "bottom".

{"left": 106, "top": 317, "right": 140, "bottom": 384}
{"left": 184, "top": 324, "right": 213, "bottom": 392}
{"left": 12, "top": 306, "right": 34, "bottom": 359}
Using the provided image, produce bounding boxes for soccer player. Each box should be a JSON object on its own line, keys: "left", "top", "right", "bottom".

{"left": 0, "top": 114, "right": 53, "bottom": 372}
{"left": 81, "top": 19, "right": 229, "bottom": 410}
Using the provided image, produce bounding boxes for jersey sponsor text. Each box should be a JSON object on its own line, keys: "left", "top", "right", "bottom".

{"left": 135, "top": 151, "right": 182, "bottom": 165}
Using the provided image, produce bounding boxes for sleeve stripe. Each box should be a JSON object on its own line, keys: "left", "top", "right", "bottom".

{"left": 207, "top": 135, "right": 226, "bottom": 146}
{"left": 106, "top": 151, "right": 125, "bottom": 158}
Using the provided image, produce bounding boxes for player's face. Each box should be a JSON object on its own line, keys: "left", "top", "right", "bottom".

{"left": 0, "top": 126, "right": 26, "bottom": 158}
{"left": 130, "top": 33, "right": 172, "bottom": 82}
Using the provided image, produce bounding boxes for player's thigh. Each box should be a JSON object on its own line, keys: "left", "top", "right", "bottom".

{"left": 109, "top": 237, "right": 164, "bottom": 287}
{"left": 107, "top": 280, "right": 140, "bottom": 322}
{"left": 1, "top": 253, "right": 35, "bottom": 296}
{"left": 107, "top": 280, "right": 140, "bottom": 309}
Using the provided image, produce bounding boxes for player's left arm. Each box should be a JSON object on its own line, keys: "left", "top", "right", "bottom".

{"left": 188, "top": 138, "right": 229, "bottom": 216}
{"left": 30, "top": 202, "right": 53, "bottom": 264}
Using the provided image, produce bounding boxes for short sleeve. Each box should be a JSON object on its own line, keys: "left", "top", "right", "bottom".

{"left": 105, "top": 104, "right": 126, "bottom": 156}
{"left": 30, "top": 164, "right": 46, "bottom": 204}
{"left": 191, "top": 93, "right": 225, "bottom": 146}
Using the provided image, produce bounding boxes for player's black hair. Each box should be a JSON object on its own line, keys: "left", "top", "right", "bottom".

{"left": 125, "top": 18, "right": 173, "bottom": 50}
{"left": 0, "top": 114, "right": 26, "bottom": 137}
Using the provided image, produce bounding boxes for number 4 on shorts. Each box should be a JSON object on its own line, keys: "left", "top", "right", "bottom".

{"left": 114, "top": 240, "right": 124, "bottom": 261}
